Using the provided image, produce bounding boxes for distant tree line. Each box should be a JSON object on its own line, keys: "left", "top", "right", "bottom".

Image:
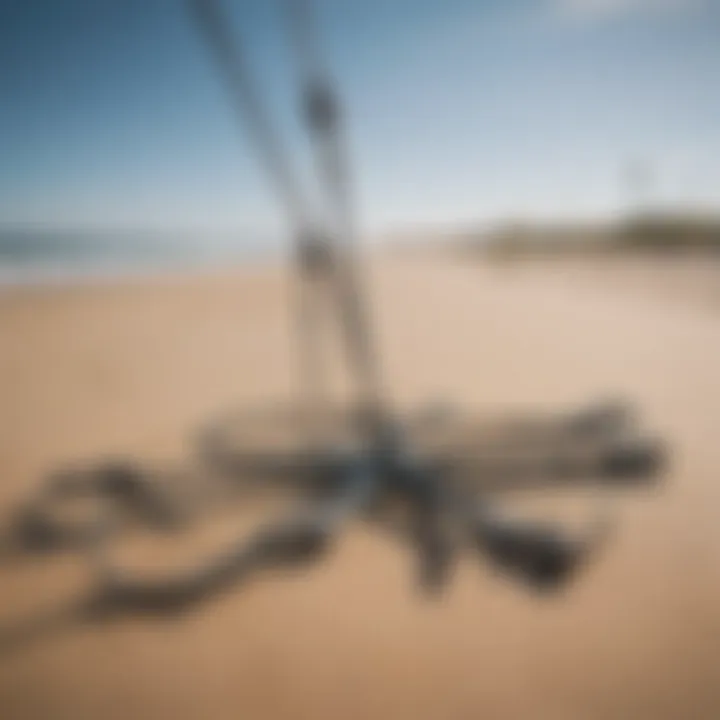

{"left": 474, "top": 213, "right": 720, "bottom": 259}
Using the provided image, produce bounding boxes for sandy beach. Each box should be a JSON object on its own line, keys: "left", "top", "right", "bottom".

{"left": 1, "top": 252, "right": 719, "bottom": 719}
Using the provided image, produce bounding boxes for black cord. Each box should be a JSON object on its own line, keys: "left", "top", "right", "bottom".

{"left": 190, "top": 0, "right": 384, "bottom": 426}
{"left": 189, "top": 0, "right": 311, "bottom": 230}
{"left": 283, "top": 0, "right": 384, "bottom": 421}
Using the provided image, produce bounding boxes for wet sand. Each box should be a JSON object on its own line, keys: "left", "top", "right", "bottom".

{"left": 1, "top": 253, "right": 719, "bottom": 719}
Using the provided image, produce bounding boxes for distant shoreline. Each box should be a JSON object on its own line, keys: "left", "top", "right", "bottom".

{"left": 0, "top": 227, "right": 285, "bottom": 288}
{"left": 0, "top": 253, "right": 285, "bottom": 290}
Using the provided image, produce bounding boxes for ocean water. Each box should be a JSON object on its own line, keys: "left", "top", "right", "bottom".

{"left": 0, "top": 228, "right": 285, "bottom": 286}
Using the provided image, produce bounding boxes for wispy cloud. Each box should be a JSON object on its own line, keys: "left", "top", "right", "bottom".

{"left": 554, "top": 0, "right": 705, "bottom": 24}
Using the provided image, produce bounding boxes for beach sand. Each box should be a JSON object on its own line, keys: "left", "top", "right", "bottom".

{"left": 1, "top": 252, "right": 719, "bottom": 719}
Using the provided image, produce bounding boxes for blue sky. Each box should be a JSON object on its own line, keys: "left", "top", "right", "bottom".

{"left": 1, "top": 0, "right": 718, "bottom": 237}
